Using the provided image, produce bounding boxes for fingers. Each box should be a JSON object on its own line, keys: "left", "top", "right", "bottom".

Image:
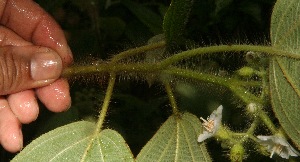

{"left": 36, "top": 79, "right": 71, "bottom": 112}
{"left": 0, "top": 0, "right": 73, "bottom": 66}
{"left": 0, "top": 97, "right": 23, "bottom": 153}
{"left": 7, "top": 90, "right": 39, "bottom": 124}
{"left": 0, "top": 26, "right": 31, "bottom": 46}
{"left": 0, "top": 1, "right": 74, "bottom": 153}
{"left": 0, "top": 46, "right": 62, "bottom": 95}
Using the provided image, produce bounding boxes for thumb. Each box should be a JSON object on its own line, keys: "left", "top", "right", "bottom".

{"left": 0, "top": 46, "right": 62, "bottom": 95}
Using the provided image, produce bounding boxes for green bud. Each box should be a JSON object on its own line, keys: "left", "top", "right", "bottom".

{"left": 246, "top": 103, "right": 258, "bottom": 114}
{"left": 215, "top": 126, "right": 231, "bottom": 141}
{"left": 237, "top": 66, "right": 255, "bottom": 77}
{"left": 230, "top": 143, "right": 245, "bottom": 162}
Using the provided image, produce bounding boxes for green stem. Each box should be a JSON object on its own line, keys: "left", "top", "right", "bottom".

{"left": 163, "top": 67, "right": 261, "bottom": 87}
{"left": 64, "top": 63, "right": 262, "bottom": 105}
{"left": 96, "top": 73, "right": 116, "bottom": 132}
{"left": 111, "top": 41, "right": 166, "bottom": 62}
{"left": 258, "top": 109, "right": 278, "bottom": 134}
{"left": 233, "top": 133, "right": 258, "bottom": 143}
{"left": 229, "top": 86, "right": 262, "bottom": 105}
{"left": 62, "top": 63, "right": 160, "bottom": 78}
{"left": 62, "top": 44, "right": 300, "bottom": 78}
{"left": 246, "top": 117, "right": 259, "bottom": 135}
{"left": 163, "top": 67, "right": 262, "bottom": 104}
{"left": 159, "top": 45, "right": 300, "bottom": 68}
{"left": 236, "top": 117, "right": 260, "bottom": 143}
{"left": 164, "top": 82, "right": 180, "bottom": 116}
{"left": 81, "top": 74, "right": 116, "bottom": 162}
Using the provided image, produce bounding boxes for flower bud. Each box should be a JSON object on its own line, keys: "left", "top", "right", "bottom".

{"left": 247, "top": 103, "right": 258, "bottom": 114}
{"left": 230, "top": 143, "right": 245, "bottom": 162}
{"left": 237, "top": 66, "right": 254, "bottom": 77}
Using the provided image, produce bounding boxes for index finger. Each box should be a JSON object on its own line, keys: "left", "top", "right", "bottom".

{"left": 0, "top": 0, "right": 73, "bottom": 66}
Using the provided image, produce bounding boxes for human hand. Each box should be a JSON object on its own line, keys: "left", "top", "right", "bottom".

{"left": 0, "top": 0, "right": 73, "bottom": 152}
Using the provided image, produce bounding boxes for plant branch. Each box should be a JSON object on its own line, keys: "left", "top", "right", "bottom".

{"left": 159, "top": 45, "right": 300, "bottom": 68}
{"left": 62, "top": 44, "right": 300, "bottom": 79}
{"left": 258, "top": 109, "right": 278, "bottom": 134}
{"left": 163, "top": 67, "right": 262, "bottom": 104}
{"left": 164, "top": 82, "right": 180, "bottom": 116}
{"left": 80, "top": 73, "right": 116, "bottom": 162}
{"left": 96, "top": 73, "right": 116, "bottom": 132}
{"left": 110, "top": 41, "right": 166, "bottom": 62}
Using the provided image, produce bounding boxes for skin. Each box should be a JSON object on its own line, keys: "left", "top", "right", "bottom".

{"left": 0, "top": 0, "right": 73, "bottom": 152}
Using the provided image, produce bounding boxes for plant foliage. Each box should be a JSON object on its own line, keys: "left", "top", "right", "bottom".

{"left": 7, "top": 0, "right": 300, "bottom": 162}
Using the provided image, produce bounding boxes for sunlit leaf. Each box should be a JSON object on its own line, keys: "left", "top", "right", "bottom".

{"left": 136, "top": 112, "right": 212, "bottom": 162}
{"left": 269, "top": 0, "right": 300, "bottom": 149}
{"left": 12, "top": 121, "right": 134, "bottom": 162}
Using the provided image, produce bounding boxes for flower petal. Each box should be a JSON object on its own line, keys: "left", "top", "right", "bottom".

{"left": 197, "top": 131, "right": 212, "bottom": 142}
{"left": 257, "top": 135, "right": 300, "bottom": 159}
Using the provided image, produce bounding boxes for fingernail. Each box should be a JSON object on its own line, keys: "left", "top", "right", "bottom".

{"left": 31, "top": 52, "right": 62, "bottom": 81}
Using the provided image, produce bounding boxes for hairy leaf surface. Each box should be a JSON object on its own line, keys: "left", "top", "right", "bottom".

{"left": 136, "top": 112, "right": 212, "bottom": 162}
{"left": 270, "top": 0, "right": 300, "bottom": 149}
{"left": 12, "top": 121, "right": 134, "bottom": 162}
{"left": 163, "top": 0, "right": 194, "bottom": 49}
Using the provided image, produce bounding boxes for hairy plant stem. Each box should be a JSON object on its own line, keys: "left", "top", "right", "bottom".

{"left": 160, "top": 45, "right": 300, "bottom": 68}
{"left": 96, "top": 73, "right": 116, "bottom": 132}
{"left": 246, "top": 117, "right": 259, "bottom": 135}
{"left": 80, "top": 73, "right": 116, "bottom": 162}
{"left": 163, "top": 67, "right": 262, "bottom": 104}
{"left": 164, "top": 82, "right": 180, "bottom": 116}
{"left": 111, "top": 41, "right": 165, "bottom": 62}
{"left": 62, "top": 44, "right": 300, "bottom": 78}
{"left": 64, "top": 43, "right": 289, "bottom": 133}
{"left": 258, "top": 109, "right": 278, "bottom": 134}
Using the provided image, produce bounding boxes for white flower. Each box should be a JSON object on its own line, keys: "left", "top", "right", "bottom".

{"left": 257, "top": 135, "right": 300, "bottom": 159}
{"left": 198, "top": 105, "right": 223, "bottom": 142}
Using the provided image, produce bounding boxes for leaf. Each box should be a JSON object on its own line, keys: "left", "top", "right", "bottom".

{"left": 163, "top": 0, "right": 194, "bottom": 49}
{"left": 269, "top": 0, "right": 300, "bottom": 149}
{"left": 12, "top": 121, "right": 134, "bottom": 162}
{"left": 136, "top": 112, "right": 212, "bottom": 162}
{"left": 122, "top": 0, "right": 162, "bottom": 34}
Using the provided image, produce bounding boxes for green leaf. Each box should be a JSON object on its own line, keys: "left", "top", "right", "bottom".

{"left": 163, "top": 0, "right": 194, "bottom": 49}
{"left": 122, "top": 0, "right": 162, "bottom": 34}
{"left": 136, "top": 112, "right": 212, "bottom": 162}
{"left": 269, "top": 0, "right": 300, "bottom": 149}
{"left": 12, "top": 121, "right": 134, "bottom": 162}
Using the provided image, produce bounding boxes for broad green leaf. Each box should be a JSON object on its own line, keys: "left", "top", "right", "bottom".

{"left": 163, "top": 0, "right": 194, "bottom": 49}
{"left": 269, "top": 0, "right": 300, "bottom": 149}
{"left": 12, "top": 121, "right": 134, "bottom": 162}
{"left": 136, "top": 112, "right": 212, "bottom": 162}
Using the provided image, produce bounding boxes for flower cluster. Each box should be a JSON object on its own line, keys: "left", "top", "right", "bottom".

{"left": 197, "top": 105, "right": 300, "bottom": 160}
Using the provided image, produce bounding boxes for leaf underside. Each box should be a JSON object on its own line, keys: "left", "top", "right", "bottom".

{"left": 12, "top": 121, "right": 134, "bottom": 162}
{"left": 270, "top": 0, "right": 300, "bottom": 149}
{"left": 136, "top": 112, "right": 212, "bottom": 162}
